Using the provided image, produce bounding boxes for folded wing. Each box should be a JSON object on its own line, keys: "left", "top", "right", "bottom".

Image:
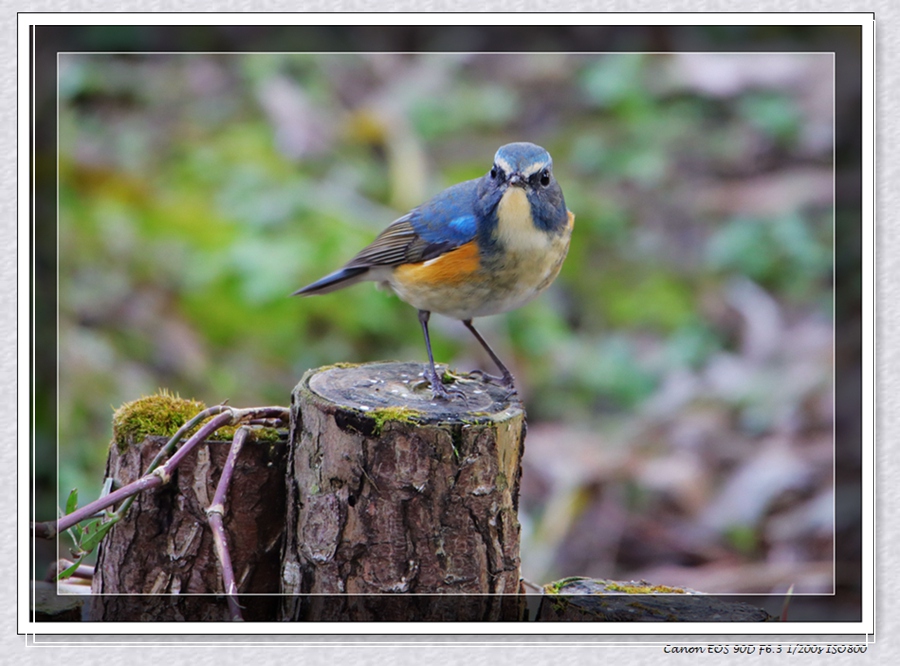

{"left": 294, "top": 179, "right": 481, "bottom": 296}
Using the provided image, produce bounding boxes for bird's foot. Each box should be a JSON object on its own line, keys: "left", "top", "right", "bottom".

{"left": 414, "top": 367, "right": 468, "bottom": 403}
{"left": 429, "top": 380, "right": 469, "bottom": 403}
{"left": 466, "top": 369, "right": 518, "bottom": 395}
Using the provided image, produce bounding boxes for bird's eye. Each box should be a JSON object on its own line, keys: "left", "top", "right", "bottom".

{"left": 540, "top": 169, "right": 551, "bottom": 187}
{"left": 490, "top": 167, "right": 498, "bottom": 179}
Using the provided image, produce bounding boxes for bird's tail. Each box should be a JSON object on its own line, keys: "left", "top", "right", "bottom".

{"left": 292, "top": 266, "right": 370, "bottom": 296}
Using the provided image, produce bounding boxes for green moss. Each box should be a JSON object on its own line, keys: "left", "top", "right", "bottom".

{"left": 321, "top": 361, "right": 362, "bottom": 371}
{"left": 604, "top": 581, "right": 685, "bottom": 594}
{"left": 211, "top": 424, "right": 284, "bottom": 444}
{"left": 543, "top": 578, "right": 686, "bottom": 596}
{"left": 369, "top": 406, "right": 423, "bottom": 435}
{"left": 544, "top": 576, "right": 589, "bottom": 595}
{"left": 112, "top": 389, "right": 206, "bottom": 452}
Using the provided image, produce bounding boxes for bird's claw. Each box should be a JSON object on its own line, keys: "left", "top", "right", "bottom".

{"left": 466, "top": 369, "right": 517, "bottom": 393}
{"left": 418, "top": 367, "right": 469, "bottom": 403}
{"left": 430, "top": 382, "right": 469, "bottom": 403}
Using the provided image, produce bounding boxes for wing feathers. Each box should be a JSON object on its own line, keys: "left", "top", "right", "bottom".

{"left": 346, "top": 218, "right": 462, "bottom": 268}
{"left": 345, "top": 218, "right": 420, "bottom": 267}
{"left": 294, "top": 182, "right": 481, "bottom": 296}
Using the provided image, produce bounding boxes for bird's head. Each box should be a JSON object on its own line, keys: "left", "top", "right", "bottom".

{"left": 489, "top": 142, "right": 554, "bottom": 191}
{"left": 480, "top": 142, "right": 567, "bottom": 233}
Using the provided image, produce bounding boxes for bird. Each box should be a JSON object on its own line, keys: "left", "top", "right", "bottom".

{"left": 293, "top": 141, "right": 574, "bottom": 401}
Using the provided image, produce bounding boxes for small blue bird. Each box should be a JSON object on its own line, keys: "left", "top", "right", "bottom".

{"left": 294, "top": 142, "right": 574, "bottom": 400}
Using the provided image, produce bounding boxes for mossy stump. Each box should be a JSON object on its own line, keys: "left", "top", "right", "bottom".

{"left": 90, "top": 396, "right": 288, "bottom": 622}
{"left": 281, "top": 362, "right": 526, "bottom": 622}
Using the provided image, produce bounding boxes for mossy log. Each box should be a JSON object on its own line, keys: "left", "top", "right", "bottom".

{"left": 90, "top": 428, "right": 288, "bottom": 622}
{"left": 539, "top": 578, "right": 772, "bottom": 622}
{"left": 280, "top": 361, "right": 526, "bottom": 621}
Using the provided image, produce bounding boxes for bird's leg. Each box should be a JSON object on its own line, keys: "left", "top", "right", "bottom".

{"left": 462, "top": 319, "right": 517, "bottom": 392}
{"left": 418, "top": 310, "right": 465, "bottom": 401}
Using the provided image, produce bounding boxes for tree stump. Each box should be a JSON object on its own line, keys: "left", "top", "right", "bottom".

{"left": 90, "top": 428, "right": 288, "bottom": 622}
{"left": 281, "top": 362, "right": 526, "bottom": 621}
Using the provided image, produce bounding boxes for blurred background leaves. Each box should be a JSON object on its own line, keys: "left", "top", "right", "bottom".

{"left": 48, "top": 36, "right": 856, "bottom": 610}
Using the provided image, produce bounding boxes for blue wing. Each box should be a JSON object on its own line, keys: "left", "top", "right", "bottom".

{"left": 294, "top": 179, "right": 481, "bottom": 296}
{"left": 407, "top": 179, "right": 479, "bottom": 246}
{"left": 345, "top": 179, "right": 480, "bottom": 267}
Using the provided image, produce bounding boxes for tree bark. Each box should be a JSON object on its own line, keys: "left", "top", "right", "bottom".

{"left": 281, "top": 361, "right": 526, "bottom": 621}
{"left": 90, "top": 433, "right": 287, "bottom": 621}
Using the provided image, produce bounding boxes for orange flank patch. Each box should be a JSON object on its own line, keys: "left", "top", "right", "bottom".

{"left": 394, "top": 241, "right": 480, "bottom": 286}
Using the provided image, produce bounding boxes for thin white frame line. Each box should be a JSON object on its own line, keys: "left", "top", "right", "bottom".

{"left": 52, "top": 50, "right": 841, "bottom": 600}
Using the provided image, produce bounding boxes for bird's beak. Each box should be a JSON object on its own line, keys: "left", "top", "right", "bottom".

{"left": 507, "top": 172, "right": 526, "bottom": 188}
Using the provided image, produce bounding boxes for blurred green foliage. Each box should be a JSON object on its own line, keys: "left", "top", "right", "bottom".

{"left": 56, "top": 51, "right": 834, "bottom": 521}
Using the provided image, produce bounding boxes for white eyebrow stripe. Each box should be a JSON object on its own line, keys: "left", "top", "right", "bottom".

{"left": 494, "top": 155, "right": 550, "bottom": 177}
{"left": 521, "top": 161, "right": 549, "bottom": 177}
{"left": 494, "top": 156, "right": 514, "bottom": 174}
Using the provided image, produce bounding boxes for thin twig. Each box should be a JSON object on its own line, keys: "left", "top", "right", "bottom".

{"left": 780, "top": 583, "right": 795, "bottom": 621}
{"left": 157, "top": 411, "right": 236, "bottom": 478}
{"left": 47, "top": 472, "right": 165, "bottom": 536}
{"left": 520, "top": 578, "right": 545, "bottom": 593}
{"left": 206, "top": 426, "right": 250, "bottom": 622}
{"left": 33, "top": 406, "right": 290, "bottom": 538}
{"left": 36, "top": 410, "right": 235, "bottom": 536}
{"left": 33, "top": 522, "right": 56, "bottom": 539}
{"left": 143, "top": 404, "right": 234, "bottom": 476}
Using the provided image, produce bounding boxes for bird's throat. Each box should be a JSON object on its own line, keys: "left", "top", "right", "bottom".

{"left": 496, "top": 186, "right": 545, "bottom": 253}
{"left": 497, "top": 186, "right": 531, "bottom": 225}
